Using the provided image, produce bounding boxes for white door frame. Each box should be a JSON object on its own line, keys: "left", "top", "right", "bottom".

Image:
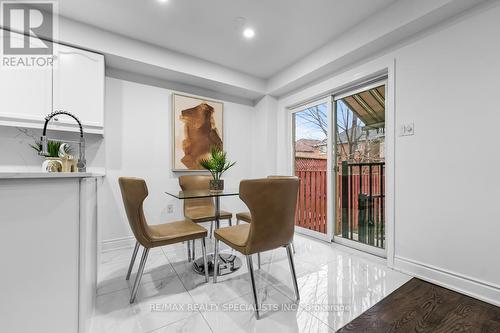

{"left": 289, "top": 97, "right": 334, "bottom": 242}
{"left": 284, "top": 60, "right": 395, "bottom": 267}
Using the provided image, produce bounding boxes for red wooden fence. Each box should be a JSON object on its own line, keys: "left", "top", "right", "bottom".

{"left": 294, "top": 158, "right": 385, "bottom": 244}
{"left": 295, "top": 158, "right": 327, "bottom": 233}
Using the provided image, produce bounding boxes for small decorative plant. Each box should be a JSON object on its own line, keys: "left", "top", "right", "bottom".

{"left": 199, "top": 146, "right": 236, "bottom": 191}
{"left": 30, "top": 140, "right": 72, "bottom": 158}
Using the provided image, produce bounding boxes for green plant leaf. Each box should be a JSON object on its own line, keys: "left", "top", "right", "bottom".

{"left": 199, "top": 145, "right": 236, "bottom": 179}
{"left": 29, "top": 140, "right": 74, "bottom": 158}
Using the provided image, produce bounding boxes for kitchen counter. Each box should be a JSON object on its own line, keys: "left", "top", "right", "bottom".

{"left": 0, "top": 173, "right": 100, "bottom": 333}
{"left": 0, "top": 172, "right": 105, "bottom": 179}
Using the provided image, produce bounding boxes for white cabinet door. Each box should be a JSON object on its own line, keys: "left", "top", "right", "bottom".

{"left": 0, "top": 30, "right": 105, "bottom": 135}
{"left": 52, "top": 44, "right": 104, "bottom": 134}
{"left": 0, "top": 31, "right": 52, "bottom": 126}
{"left": 0, "top": 178, "right": 80, "bottom": 333}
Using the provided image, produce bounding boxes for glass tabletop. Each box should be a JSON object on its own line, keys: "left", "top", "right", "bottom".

{"left": 165, "top": 188, "right": 239, "bottom": 199}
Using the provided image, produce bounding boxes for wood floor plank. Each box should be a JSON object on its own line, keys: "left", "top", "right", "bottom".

{"left": 337, "top": 278, "right": 500, "bottom": 333}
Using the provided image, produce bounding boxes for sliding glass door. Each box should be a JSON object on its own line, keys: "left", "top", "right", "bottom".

{"left": 292, "top": 97, "right": 333, "bottom": 241}
{"left": 290, "top": 81, "right": 387, "bottom": 255}
{"left": 333, "top": 82, "right": 386, "bottom": 257}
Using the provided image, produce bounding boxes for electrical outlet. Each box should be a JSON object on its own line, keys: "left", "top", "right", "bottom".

{"left": 167, "top": 204, "right": 174, "bottom": 214}
{"left": 399, "top": 122, "right": 414, "bottom": 136}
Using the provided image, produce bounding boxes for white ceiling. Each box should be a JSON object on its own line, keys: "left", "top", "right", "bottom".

{"left": 58, "top": 0, "right": 397, "bottom": 79}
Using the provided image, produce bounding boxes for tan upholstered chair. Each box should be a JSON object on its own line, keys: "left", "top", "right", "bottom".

{"left": 235, "top": 175, "right": 297, "bottom": 225}
{"left": 214, "top": 177, "right": 300, "bottom": 319}
{"left": 179, "top": 175, "right": 233, "bottom": 261}
{"left": 119, "top": 177, "right": 209, "bottom": 303}
{"left": 235, "top": 211, "right": 251, "bottom": 224}
{"left": 235, "top": 176, "right": 297, "bottom": 268}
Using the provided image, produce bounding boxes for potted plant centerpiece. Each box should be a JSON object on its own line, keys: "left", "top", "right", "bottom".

{"left": 199, "top": 146, "right": 236, "bottom": 191}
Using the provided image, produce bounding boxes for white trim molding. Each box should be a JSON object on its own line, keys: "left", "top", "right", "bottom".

{"left": 384, "top": 59, "right": 396, "bottom": 268}
{"left": 394, "top": 256, "right": 500, "bottom": 307}
{"left": 333, "top": 236, "right": 386, "bottom": 258}
{"left": 294, "top": 226, "right": 331, "bottom": 243}
{"left": 101, "top": 236, "right": 136, "bottom": 252}
{"left": 289, "top": 96, "right": 334, "bottom": 242}
{"left": 0, "top": 114, "right": 104, "bottom": 135}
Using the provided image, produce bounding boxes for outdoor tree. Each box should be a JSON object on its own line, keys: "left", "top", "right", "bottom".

{"left": 295, "top": 101, "right": 382, "bottom": 162}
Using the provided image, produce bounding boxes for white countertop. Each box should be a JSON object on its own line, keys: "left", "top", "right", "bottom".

{"left": 0, "top": 172, "right": 105, "bottom": 179}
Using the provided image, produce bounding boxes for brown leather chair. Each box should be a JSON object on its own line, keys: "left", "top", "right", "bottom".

{"left": 235, "top": 211, "right": 251, "bottom": 224}
{"left": 179, "top": 175, "right": 233, "bottom": 261}
{"left": 119, "top": 177, "right": 209, "bottom": 303}
{"left": 235, "top": 176, "right": 297, "bottom": 268}
{"left": 214, "top": 177, "right": 300, "bottom": 319}
{"left": 236, "top": 175, "right": 297, "bottom": 226}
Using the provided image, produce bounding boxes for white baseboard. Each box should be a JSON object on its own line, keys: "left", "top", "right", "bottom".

{"left": 394, "top": 256, "right": 500, "bottom": 307}
{"left": 101, "top": 236, "right": 136, "bottom": 252}
{"left": 294, "top": 226, "right": 331, "bottom": 242}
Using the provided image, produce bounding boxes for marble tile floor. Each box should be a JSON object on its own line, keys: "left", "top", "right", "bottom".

{"left": 91, "top": 233, "right": 411, "bottom": 333}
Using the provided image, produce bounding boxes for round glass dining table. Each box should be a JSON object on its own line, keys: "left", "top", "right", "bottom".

{"left": 165, "top": 188, "right": 242, "bottom": 276}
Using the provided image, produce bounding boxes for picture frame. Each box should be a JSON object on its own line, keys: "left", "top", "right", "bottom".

{"left": 172, "top": 93, "right": 224, "bottom": 172}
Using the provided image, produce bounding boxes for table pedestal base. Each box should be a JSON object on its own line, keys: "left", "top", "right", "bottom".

{"left": 192, "top": 254, "right": 242, "bottom": 276}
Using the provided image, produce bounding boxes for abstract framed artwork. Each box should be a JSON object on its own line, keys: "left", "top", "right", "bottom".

{"left": 172, "top": 93, "right": 224, "bottom": 171}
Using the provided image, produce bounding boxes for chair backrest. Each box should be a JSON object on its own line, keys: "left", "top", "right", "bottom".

{"left": 118, "top": 177, "right": 151, "bottom": 247}
{"left": 240, "top": 177, "right": 299, "bottom": 254}
{"left": 178, "top": 175, "right": 214, "bottom": 215}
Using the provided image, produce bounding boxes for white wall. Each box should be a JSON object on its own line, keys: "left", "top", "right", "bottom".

{"left": 391, "top": 2, "right": 500, "bottom": 305}
{"left": 274, "top": 2, "right": 500, "bottom": 305}
{"left": 100, "top": 77, "right": 254, "bottom": 247}
{"left": 0, "top": 126, "right": 105, "bottom": 173}
{"left": 252, "top": 96, "right": 278, "bottom": 177}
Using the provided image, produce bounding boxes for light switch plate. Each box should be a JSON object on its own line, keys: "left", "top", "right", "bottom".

{"left": 399, "top": 122, "right": 414, "bottom": 136}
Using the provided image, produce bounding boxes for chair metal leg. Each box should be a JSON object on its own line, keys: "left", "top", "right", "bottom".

{"left": 187, "top": 240, "right": 192, "bottom": 262}
{"left": 257, "top": 252, "right": 261, "bottom": 269}
{"left": 192, "top": 240, "right": 196, "bottom": 260}
{"left": 246, "top": 255, "right": 260, "bottom": 319}
{"left": 209, "top": 221, "right": 213, "bottom": 239}
{"left": 201, "top": 237, "right": 208, "bottom": 283}
{"left": 236, "top": 218, "right": 240, "bottom": 225}
{"left": 228, "top": 218, "right": 232, "bottom": 227}
{"left": 286, "top": 244, "right": 300, "bottom": 301}
{"left": 130, "top": 247, "right": 150, "bottom": 303}
{"left": 213, "top": 239, "right": 219, "bottom": 283}
{"left": 126, "top": 241, "right": 140, "bottom": 281}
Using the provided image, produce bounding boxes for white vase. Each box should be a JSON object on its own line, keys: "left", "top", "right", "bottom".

{"left": 42, "top": 157, "right": 62, "bottom": 173}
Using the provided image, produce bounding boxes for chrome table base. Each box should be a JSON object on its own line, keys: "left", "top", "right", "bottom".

{"left": 192, "top": 253, "right": 242, "bottom": 276}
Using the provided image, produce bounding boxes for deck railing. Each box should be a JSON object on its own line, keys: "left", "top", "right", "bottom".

{"left": 294, "top": 158, "right": 385, "bottom": 249}
{"left": 338, "top": 161, "right": 385, "bottom": 248}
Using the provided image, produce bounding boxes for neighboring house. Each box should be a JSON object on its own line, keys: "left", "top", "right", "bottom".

{"left": 295, "top": 138, "right": 327, "bottom": 159}
{"left": 337, "top": 126, "right": 385, "bottom": 162}
{"left": 295, "top": 125, "right": 385, "bottom": 163}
